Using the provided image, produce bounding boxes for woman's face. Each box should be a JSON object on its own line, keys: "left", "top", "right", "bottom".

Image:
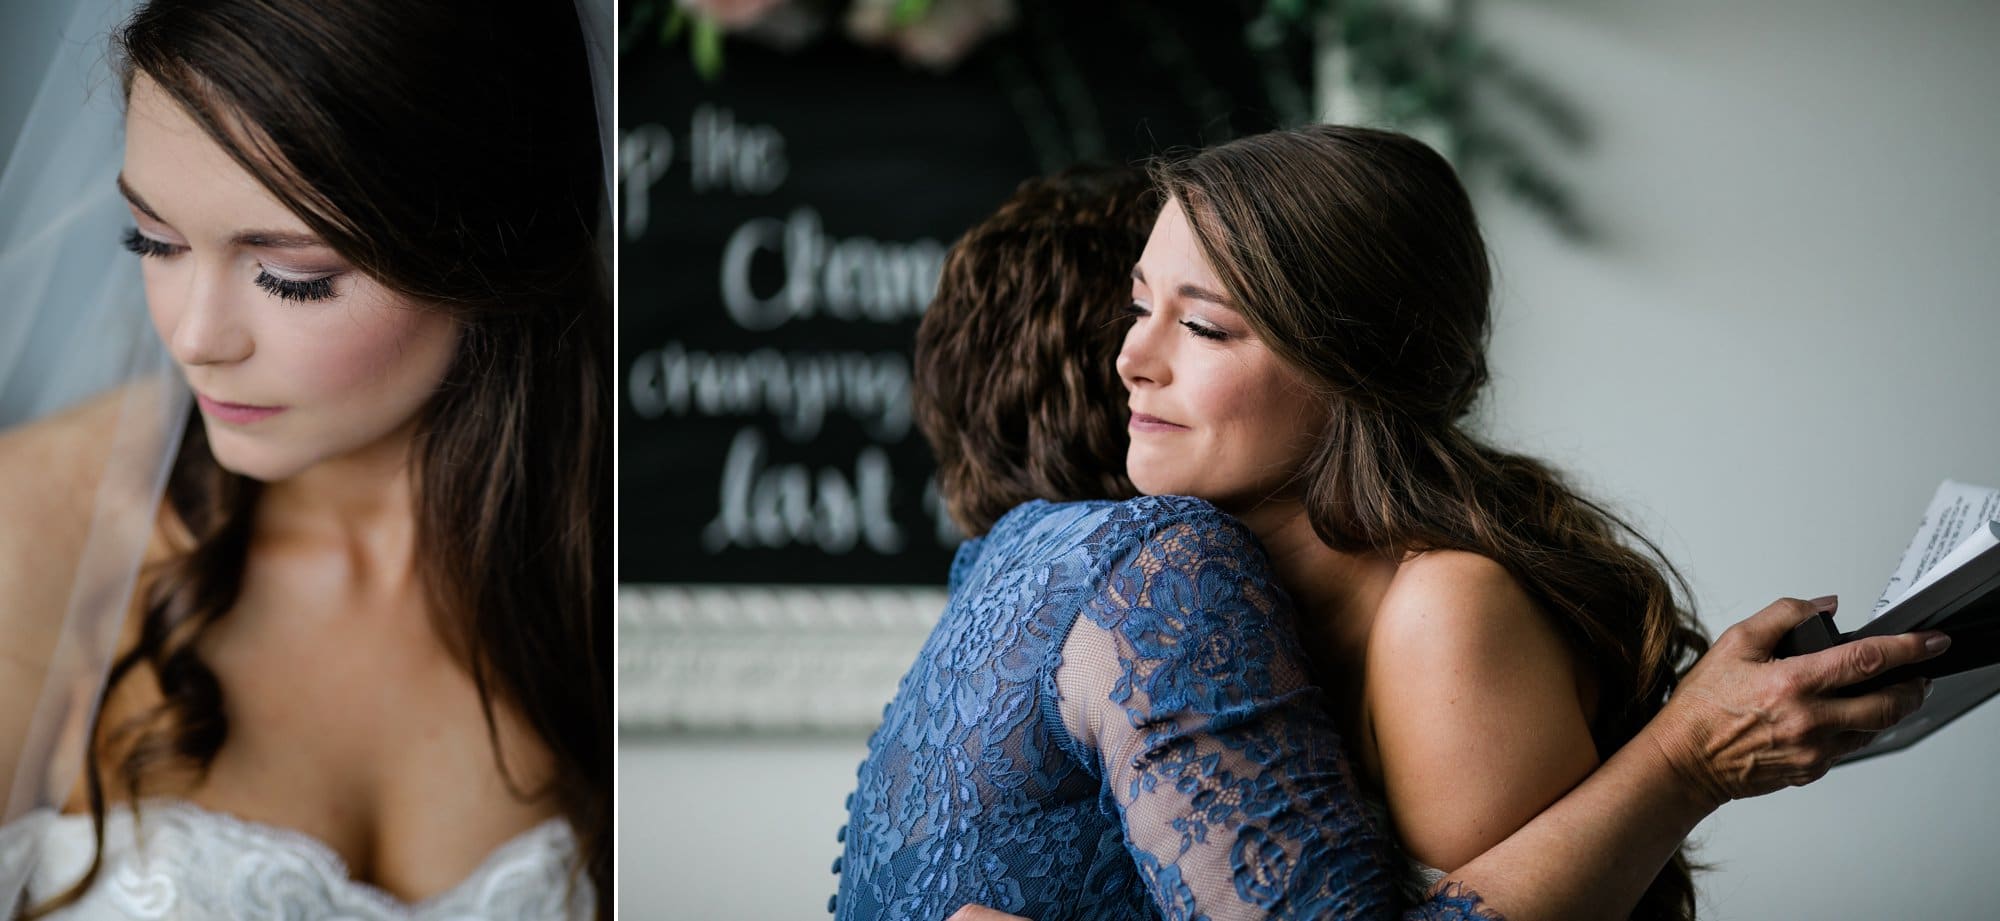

{"left": 120, "top": 73, "right": 458, "bottom": 482}
{"left": 1119, "top": 198, "right": 1324, "bottom": 511}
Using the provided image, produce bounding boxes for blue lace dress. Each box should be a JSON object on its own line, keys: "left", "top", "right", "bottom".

{"left": 831, "top": 496, "right": 1497, "bottom": 920}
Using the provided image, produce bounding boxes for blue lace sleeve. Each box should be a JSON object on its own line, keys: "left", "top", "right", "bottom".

{"left": 1051, "top": 514, "right": 1502, "bottom": 921}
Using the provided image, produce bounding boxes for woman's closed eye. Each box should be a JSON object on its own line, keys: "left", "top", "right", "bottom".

{"left": 1179, "top": 318, "right": 1227, "bottom": 341}
{"left": 121, "top": 226, "right": 183, "bottom": 259}
{"left": 122, "top": 226, "right": 340, "bottom": 303}
{"left": 1126, "top": 301, "right": 1230, "bottom": 342}
{"left": 253, "top": 269, "right": 337, "bottom": 303}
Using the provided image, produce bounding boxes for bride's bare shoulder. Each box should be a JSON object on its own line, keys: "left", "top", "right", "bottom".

{"left": 0, "top": 384, "right": 176, "bottom": 567}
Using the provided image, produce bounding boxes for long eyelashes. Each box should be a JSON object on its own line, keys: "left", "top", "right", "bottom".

{"left": 121, "top": 227, "right": 181, "bottom": 258}
{"left": 252, "top": 271, "right": 335, "bottom": 303}
{"left": 121, "top": 227, "right": 338, "bottom": 303}
{"left": 1179, "top": 320, "right": 1227, "bottom": 341}
{"left": 1127, "top": 302, "right": 1229, "bottom": 342}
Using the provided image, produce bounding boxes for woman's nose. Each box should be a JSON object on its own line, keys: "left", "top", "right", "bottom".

{"left": 1117, "top": 316, "right": 1169, "bottom": 389}
{"left": 166, "top": 274, "right": 254, "bottom": 366}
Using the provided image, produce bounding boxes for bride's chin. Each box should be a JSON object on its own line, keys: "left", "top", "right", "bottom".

{"left": 1124, "top": 457, "right": 1182, "bottom": 498}
{"left": 203, "top": 434, "right": 302, "bottom": 483}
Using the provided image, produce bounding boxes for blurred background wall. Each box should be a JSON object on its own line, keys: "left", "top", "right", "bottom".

{"left": 0, "top": 3, "right": 68, "bottom": 168}
{"left": 622, "top": 1, "right": 2000, "bottom": 917}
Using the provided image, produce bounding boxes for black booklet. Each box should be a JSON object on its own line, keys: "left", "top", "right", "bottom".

{"left": 1775, "top": 480, "right": 2000, "bottom": 764}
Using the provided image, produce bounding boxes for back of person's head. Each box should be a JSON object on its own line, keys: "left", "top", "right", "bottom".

{"left": 915, "top": 164, "right": 1157, "bottom": 536}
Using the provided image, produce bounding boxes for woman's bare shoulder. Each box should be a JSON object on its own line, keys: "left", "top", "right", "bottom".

{"left": 1365, "top": 550, "right": 1599, "bottom": 869}
{"left": 1373, "top": 550, "right": 1545, "bottom": 645}
{"left": 0, "top": 384, "right": 177, "bottom": 576}
{"left": 0, "top": 389, "right": 125, "bottom": 533}
{"left": 1365, "top": 549, "right": 1585, "bottom": 752}
{"left": 0, "top": 388, "right": 160, "bottom": 717}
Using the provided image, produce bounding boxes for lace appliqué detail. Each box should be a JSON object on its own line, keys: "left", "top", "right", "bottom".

{"left": 3, "top": 800, "right": 590, "bottom": 920}
{"left": 1408, "top": 881, "right": 1506, "bottom": 921}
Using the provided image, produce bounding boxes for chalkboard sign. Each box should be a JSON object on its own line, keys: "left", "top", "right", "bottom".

{"left": 619, "top": 4, "right": 1310, "bottom": 586}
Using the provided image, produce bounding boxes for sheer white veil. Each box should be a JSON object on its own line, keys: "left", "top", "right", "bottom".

{"left": 0, "top": 0, "right": 613, "bottom": 907}
{"left": 0, "top": 0, "right": 180, "bottom": 905}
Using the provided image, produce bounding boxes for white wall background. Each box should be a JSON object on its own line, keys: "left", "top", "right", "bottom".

{"left": 621, "top": 1, "right": 2000, "bottom": 917}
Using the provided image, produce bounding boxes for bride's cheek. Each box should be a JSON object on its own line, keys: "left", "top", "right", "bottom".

{"left": 140, "top": 273, "right": 182, "bottom": 345}
{"left": 301, "top": 301, "right": 454, "bottom": 403}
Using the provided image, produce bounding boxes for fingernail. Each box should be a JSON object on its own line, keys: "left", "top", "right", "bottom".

{"left": 1923, "top": 678, "right": 1935, "bottom": 700}
{"left": 1925, "top": 633, "right": 1952, "bottom": 654}
{"left": 1811, "top": 594, "right": 1838, "bottom": 613}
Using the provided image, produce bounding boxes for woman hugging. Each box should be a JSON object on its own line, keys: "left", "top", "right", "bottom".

{"left": 832, "top": 129, "right": 1939, "bottom": 921}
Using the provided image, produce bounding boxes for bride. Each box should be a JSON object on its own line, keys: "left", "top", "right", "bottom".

{"left": 0, "top": 0, "right": 610, "bottom": 917}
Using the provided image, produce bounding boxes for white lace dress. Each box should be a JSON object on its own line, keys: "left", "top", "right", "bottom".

{"left": 0, "top": 801, "right": 591, "bottom": 920}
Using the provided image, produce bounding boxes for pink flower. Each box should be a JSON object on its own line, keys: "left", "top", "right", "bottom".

{"left": 678, "top": 0, "right": 787, "bottom": 30}
{"left": 846, "top": 0, "right": 1017, "bottom": 71}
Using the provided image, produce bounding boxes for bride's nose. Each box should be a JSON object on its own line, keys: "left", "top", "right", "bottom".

{"left": 1117, "top": 316, "right": 1170, "bottom": 390}
{"left": 163, "top": 274, "right": 254, "bottom": 366}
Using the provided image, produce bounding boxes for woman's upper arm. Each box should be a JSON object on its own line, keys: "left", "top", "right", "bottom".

{"left": 1367, "top": 551, "right": 1601, "bottom": 873}
{"left": 0, "top": 394, "right": 121, "bottom": 808}
{"left": 0, "top": 385, "right": 173, "bottom": 811}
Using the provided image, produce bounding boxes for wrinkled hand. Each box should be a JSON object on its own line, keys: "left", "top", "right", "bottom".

{"left": 1649, "top": 595, "right": 1945, "bottom": 808}
{"left": 947, "top": 907, "right": 1028, "bottom": 921}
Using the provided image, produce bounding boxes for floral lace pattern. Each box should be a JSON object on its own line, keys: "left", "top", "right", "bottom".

{"left": 0, "top": 800, "right": 590, "bottom": 920}
{"left": 833, "top": 497, "right": 1501, "bottom": 920}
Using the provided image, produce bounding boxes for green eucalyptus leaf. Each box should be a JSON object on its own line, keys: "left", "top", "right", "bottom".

{"left": 893, "top": 0, "right": 933, "bottom": 26}
{"left": 692, "top": 16, "right": 723, "bottom": 81}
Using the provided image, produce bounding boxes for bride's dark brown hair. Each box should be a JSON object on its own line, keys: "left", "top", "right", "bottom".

{"left": 33, "top": 0, "right": 609, "bottom": 914}
{"left": 1153, "top": 124, "right": 1709, "bottom": 921}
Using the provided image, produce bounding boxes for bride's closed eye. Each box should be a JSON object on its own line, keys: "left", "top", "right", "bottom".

{"left": 252, "top": 268, "right": 337, "bottom": 303}
{"left": 120, "top": 226, "right": 182, "bottom": 259}
{"left": 1126, "top": 301, "right": 1229, "bottom": 342}
{"left": 121, "top": 227, "right": 341, "bottom": 303}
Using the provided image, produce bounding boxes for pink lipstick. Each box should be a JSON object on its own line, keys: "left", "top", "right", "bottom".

{"left": 196, "top": 393, "right": 286, "bottom": 425}
{"left": 1128, "top": 413, "right": 1189, "bottom": 433}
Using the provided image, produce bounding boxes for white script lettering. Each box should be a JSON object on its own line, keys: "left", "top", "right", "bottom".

{"left": 701, "top": 428, "right": 903, "bottom": 555}
{"left": 628, "top": 343, "right": 910, "bottom": 442}
{"left": 690, "top": 104, "right": 787, "bottom": 195}
{"left": 719, "top": 207, "right": 945, "bottom": 331}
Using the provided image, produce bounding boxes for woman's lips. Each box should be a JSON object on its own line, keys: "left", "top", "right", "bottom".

{"left": 196, "top": 393, "right": 286, "bottom": 425}
{"left": 1128, "top": 412, "right": 1189, "bottom": 433}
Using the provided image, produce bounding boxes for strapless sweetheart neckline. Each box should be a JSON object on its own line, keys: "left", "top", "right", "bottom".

{"left": 0, "top": 798, "right": 589, "bottom": 919}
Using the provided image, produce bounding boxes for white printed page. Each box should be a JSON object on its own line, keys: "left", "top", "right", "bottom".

{"left": 1873, "top": 480, "right": 2000, "bottom": 618}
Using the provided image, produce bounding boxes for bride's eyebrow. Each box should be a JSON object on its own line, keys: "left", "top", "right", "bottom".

{"left": 115, "top": 173, "right": 326, "bottom": 250}
{"left": 1131, "top": 264, "right": 1232, "bottom": 307}
{"left": 115, "top": 174, "right": 166, "bottom": 223}
{"left": 230, "top": 229, "right": 325, "bottom": 249}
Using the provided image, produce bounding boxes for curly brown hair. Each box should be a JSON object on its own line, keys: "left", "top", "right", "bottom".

{"left": 913, "top": 165, "right": 1158, "bottom": 536}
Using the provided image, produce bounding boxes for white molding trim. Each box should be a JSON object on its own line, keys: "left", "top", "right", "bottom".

{"left": 619, "top": 583, "right": 944, "bottom": 733}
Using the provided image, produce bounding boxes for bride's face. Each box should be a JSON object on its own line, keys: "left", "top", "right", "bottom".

{"left": 119, "top": 73, "right": 458, "bottom": 482}
{"left": 1119, "top": 198, "right": 1323, "bottom": 511}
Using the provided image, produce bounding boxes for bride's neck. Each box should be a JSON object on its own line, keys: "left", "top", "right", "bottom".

{"left": 256, "top": 419, "right": 420, "bottom": 584}
{"left": 1234, "top": 497, "right": 1398, "bottom": 662}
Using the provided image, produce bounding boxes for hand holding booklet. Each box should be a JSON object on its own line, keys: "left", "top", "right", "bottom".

{"left": 1776, "top": 479, "right": 2000, "bottom": 763}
